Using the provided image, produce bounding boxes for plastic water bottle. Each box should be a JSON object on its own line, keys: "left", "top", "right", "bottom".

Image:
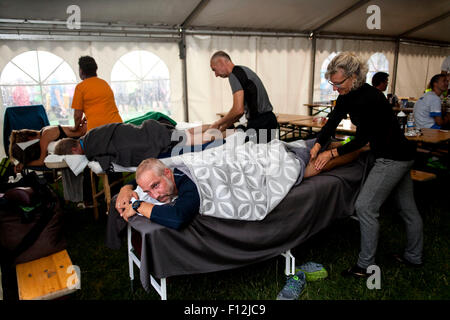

{"left": 397, "top": 110, "right": 406, "bottom": 133}
{"left": 406, "top": 113, "right": 415, "bottom": 134}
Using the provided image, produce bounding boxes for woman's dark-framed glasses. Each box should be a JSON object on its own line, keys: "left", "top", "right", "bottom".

{"left": 328, "top": 76, "right": 350, "bottom": 88}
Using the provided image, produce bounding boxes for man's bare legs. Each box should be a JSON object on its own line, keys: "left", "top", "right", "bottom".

{"left": 185, "top": 125, "right": 235, "bottom": 145}
{"left": 304, "top": 142, "right": 369, "bottom": 178}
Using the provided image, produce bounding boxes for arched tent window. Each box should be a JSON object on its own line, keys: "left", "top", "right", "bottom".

{"left": 366, "top": 52, "right": 389, "bottom": 89}
{"left": 319, "top": 52, "right": 339, "bottom": 102}
{"left": 0, "top": 51, "right": 77, "bottom": 125}
{"left": 111, "top": 50, "right": 171, "bottom": 121}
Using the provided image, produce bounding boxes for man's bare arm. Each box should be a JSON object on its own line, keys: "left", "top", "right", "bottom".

{"left": 210, "top": 90, "right": 245, "bottom": 131}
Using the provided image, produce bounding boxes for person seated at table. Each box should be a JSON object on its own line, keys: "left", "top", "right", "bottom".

{"left": 414, "top": 74, "right": 450, "bottom": 129}
{"left": 371, "top": 72, "right": 400, "bottom": 108}
{"left": 53, "top": 119, "right": 231, "bottom": 172}
{"left": 9, "top": 121, "right": 87, "bottom": 172}
{"left": 371, "top": 72, "right": 389, "bottom": 92}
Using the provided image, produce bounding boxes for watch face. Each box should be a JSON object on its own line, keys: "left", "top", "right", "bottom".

{"left": 132, "top": 201, "right": 141, "bottom": 211}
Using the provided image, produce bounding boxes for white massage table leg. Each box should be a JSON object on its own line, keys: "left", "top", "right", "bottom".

{"left": 127, "top": 224, "right": 167, "bottom": 300}
{"left": 127, "top": 224, "right": 136, "bottom": 292}
{"left": 150, "top": 276, "right": 167, "bottom": 300}
{"left": 281, "top": 249, "right": 295, "bottom": 276}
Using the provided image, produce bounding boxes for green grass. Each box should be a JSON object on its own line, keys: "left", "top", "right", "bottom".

{"left": 2, "top": 169, "right": 449, "bottom": 301}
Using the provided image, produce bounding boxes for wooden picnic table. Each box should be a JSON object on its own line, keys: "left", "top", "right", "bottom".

{"left": 216, "top": 112, "right": 314, "bottom": 140}
{"left": 407, "top": 128, "right": 450, "bottom": 169}
{"left": 276, "top": 113, "right": 313, "bottom": 124}
{"left": 290, "top": 118, "right": 356, "bottom": 135}
{"left": 304, "top": 103, "right": 334, "bottom": 116}
{"left": 406, "top": 128, "right": 450, "bottom": 144}
{"left": 216, "top": 112, "right": 313, "bottom": 123}
{"left": 276, "top": 114, "right": 313, "bottom": 140}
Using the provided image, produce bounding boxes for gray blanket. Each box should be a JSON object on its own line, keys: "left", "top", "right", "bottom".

{"left": 106, "top": 152, "right": 371, "bottom": 292}
{"left": 162, "top": 139, "right": 309, "bottom": 221}
{"left": 83, "top": 119, "right": 176, "bottom": 172}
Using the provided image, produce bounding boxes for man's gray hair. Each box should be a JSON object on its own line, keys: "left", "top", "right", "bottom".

{"left": 54, "top": 138, "right": 79, "bottom": 155}
{"left": 211, "top": 50, "right": 231, "bottom": 62}
{"left": 325, "top": 52, "right": 368, "bottom": 90}
{"left": 136, "top": 158, "right": 167, "bottom": 180}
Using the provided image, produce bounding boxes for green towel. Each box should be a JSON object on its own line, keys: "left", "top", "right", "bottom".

{"left": 125, "top": 111, "right": 177, "bottom": 127}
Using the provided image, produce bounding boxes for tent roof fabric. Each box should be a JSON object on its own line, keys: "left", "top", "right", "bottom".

{"left": 0, "top": 0, "right": 449, "bottom": 45}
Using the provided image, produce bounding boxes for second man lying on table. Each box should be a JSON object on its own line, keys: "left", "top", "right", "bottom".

{"left": 53, "top": 119, "right": 234, "bottom": 172}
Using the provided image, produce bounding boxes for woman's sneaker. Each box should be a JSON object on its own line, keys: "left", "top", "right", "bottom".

{"left": 296, "top": 262, "right": 328, "bottom": 281}
{"left": 276, "top": 271, "right": 306, "bottom": 300}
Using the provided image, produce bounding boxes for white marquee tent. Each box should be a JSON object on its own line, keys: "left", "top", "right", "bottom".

{"left": 0, "top": 0, "right": 449, "bottom": 157}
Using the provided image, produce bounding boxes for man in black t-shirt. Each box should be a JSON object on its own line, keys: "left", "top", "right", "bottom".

{"left": 209, "top": 51, "right": 278, "bottom": 142}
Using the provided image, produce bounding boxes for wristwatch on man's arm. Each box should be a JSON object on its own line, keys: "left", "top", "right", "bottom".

{"left": 132, "top": 200, "right": 143, "bottom": 214}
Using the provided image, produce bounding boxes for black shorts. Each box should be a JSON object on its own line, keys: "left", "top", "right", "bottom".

{"left": 245, "top": 111, "right": 279, "bottom": 142}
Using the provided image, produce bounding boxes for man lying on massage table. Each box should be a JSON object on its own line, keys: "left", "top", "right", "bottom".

{"left": 110, "top": 139, "right": 366, "bottom": 234}
{"left": 52, "top": 119, "right": 231, "bottom": 173}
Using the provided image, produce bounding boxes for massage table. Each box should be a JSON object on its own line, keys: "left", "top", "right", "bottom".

{"left": 120, "top": 151, "right": 371, "bottom": 299}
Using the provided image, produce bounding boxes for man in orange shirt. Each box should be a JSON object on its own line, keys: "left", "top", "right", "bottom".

{"left": 71, "top": 56, "right": 122, "bottom": 132}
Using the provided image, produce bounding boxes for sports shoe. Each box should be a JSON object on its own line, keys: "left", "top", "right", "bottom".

{"left": 341, "top": 264, "right": 369, "bottom": 278}
{"left": 276, "top": 271, "right": 306, "bottom": 300}
{"left": 295, "top": 262, "right": 328, "bottom": 281}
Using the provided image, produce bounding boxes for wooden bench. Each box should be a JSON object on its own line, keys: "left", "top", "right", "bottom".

{"left": 410, "top": 170, "right": 437, "bottom": 182}
{"left": 16, "top": 250, "right": 79, "bottom": 300}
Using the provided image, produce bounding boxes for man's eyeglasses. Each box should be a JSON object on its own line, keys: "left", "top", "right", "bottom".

{"left": 328, "top": 76, "right": 350, "bottom": 88}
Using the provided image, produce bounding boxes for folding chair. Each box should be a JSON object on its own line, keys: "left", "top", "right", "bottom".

{"left": 3, "top": 104, "right": 50, "bottom": 154}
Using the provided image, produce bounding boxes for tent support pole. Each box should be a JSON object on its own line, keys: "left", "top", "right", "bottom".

{"left": 308, "top": 34, "right": 317, "bottom": 114}
{"left": 179, "top": 30, "right": 189, "bottom": 122}
{"left": 392, "top": 39, "right": 400, "bottom": 96}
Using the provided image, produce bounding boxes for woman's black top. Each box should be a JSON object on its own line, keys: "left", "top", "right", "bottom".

{"left": 39, "top": 125, "right": 68, "bottom": 140}
{"left": 316, "top": 83, "right": 416, "bottom": 161}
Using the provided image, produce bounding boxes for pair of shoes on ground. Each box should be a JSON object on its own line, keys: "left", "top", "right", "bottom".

{"left": 277, "top": 262, "right": 328, "bottom": 300}
{"left": 341, "top": 254, "right": 423, "bottom": 278}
